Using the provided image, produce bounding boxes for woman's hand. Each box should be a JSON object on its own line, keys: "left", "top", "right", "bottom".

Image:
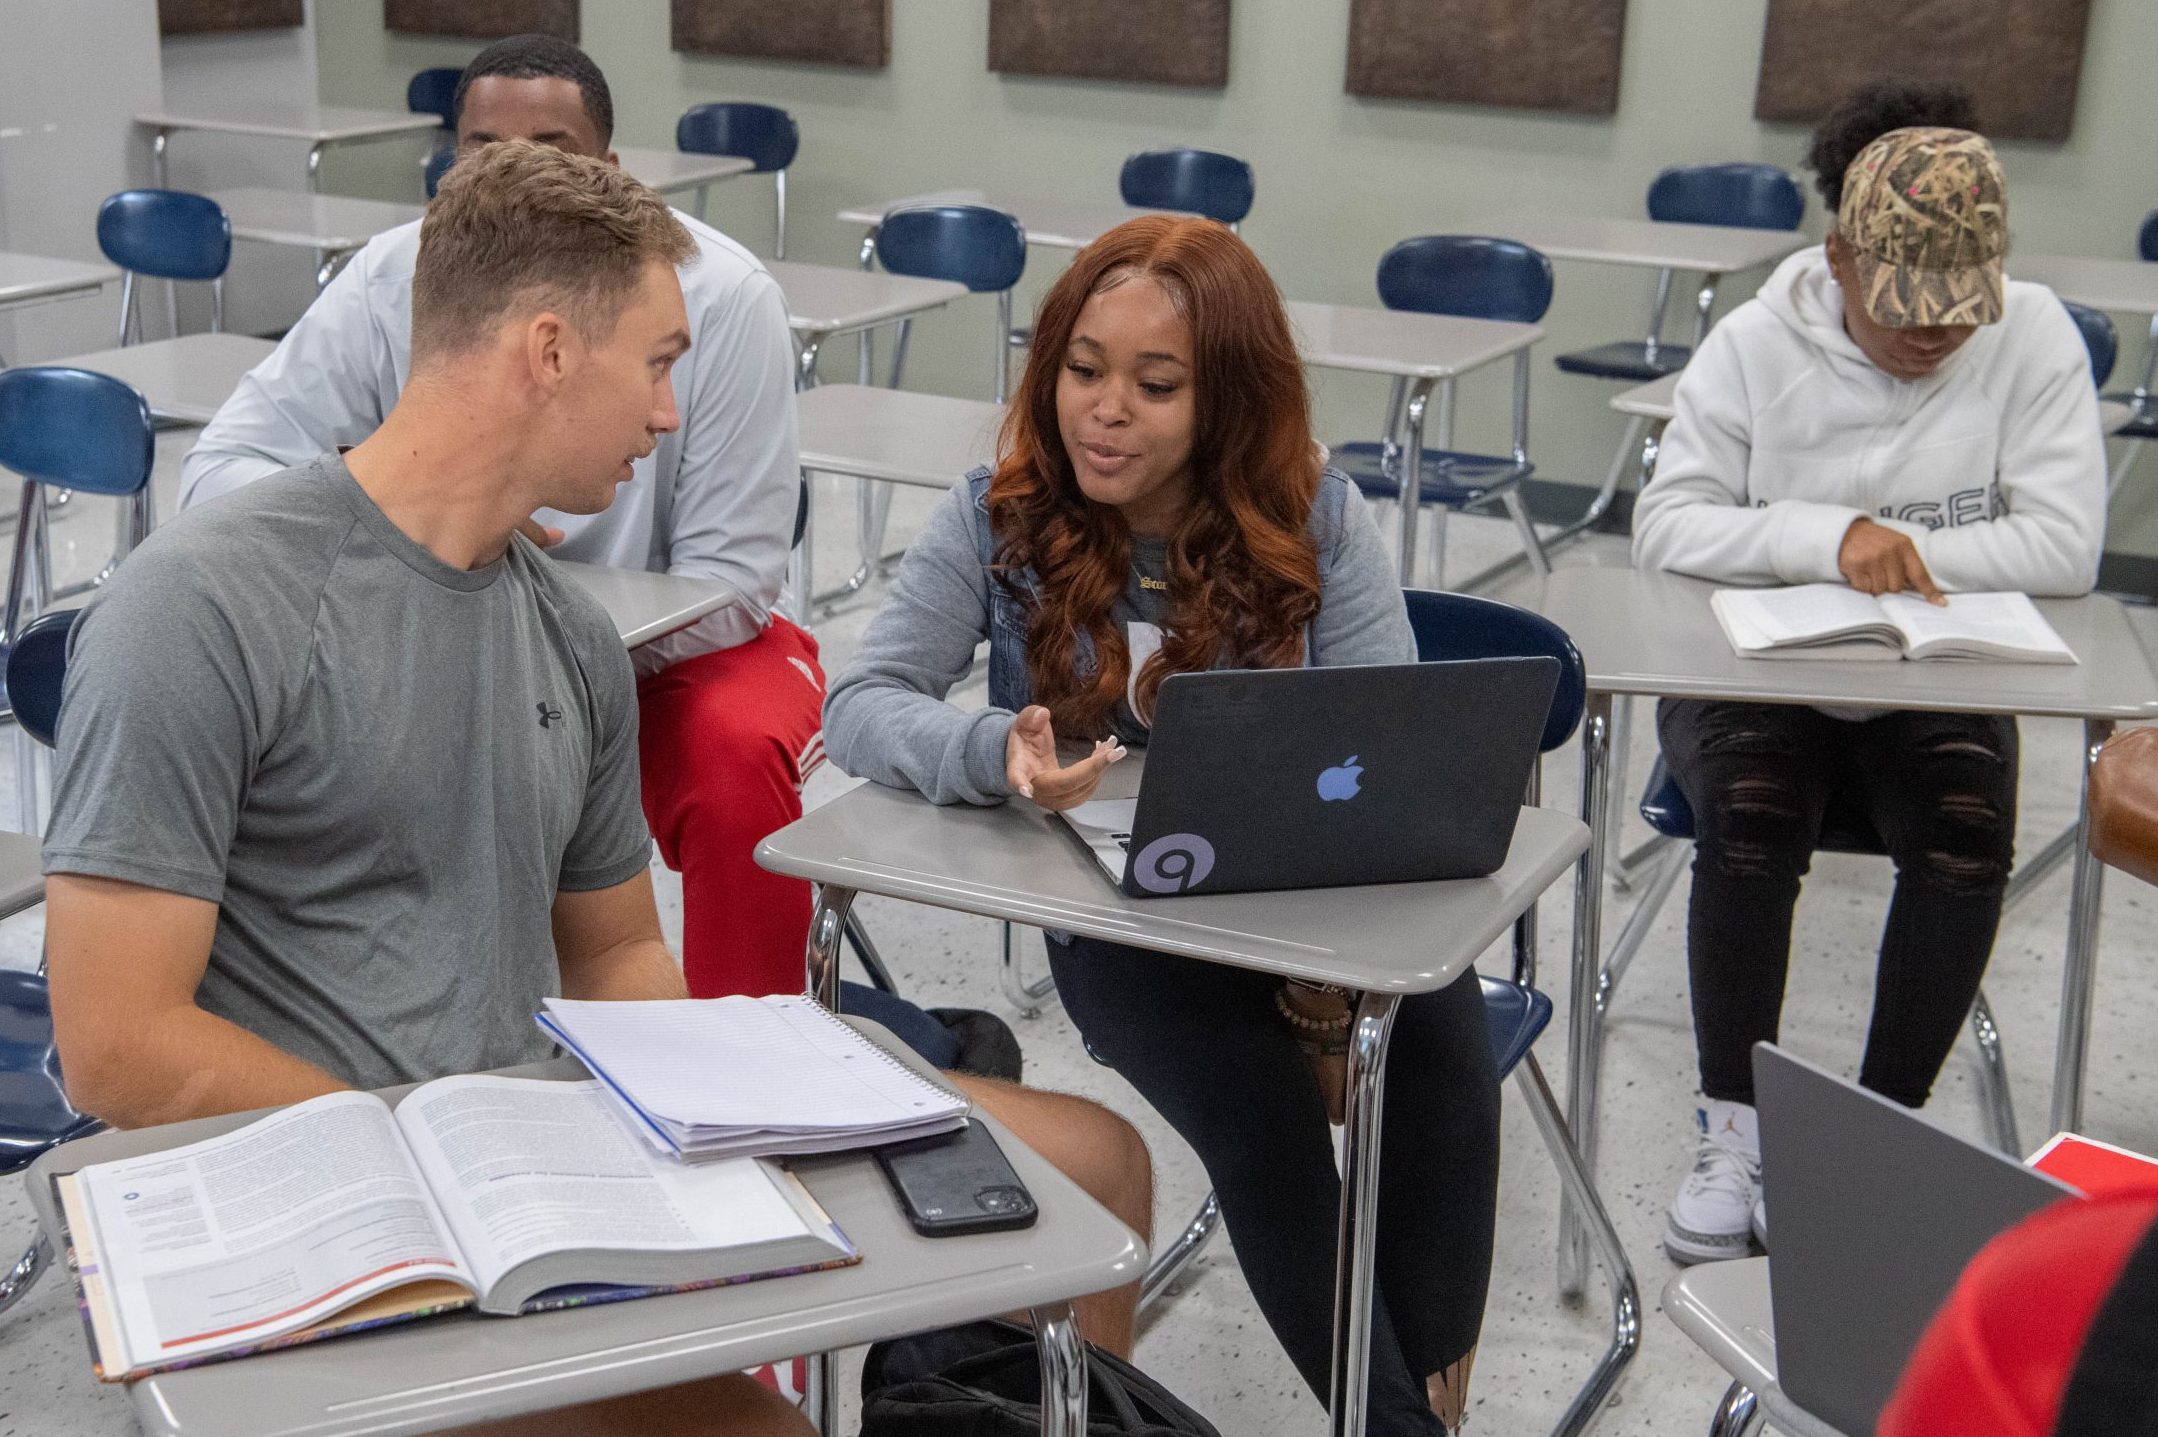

{"left": 1838, "top": 517, "right": 1946, "bottom": 604}
{"left": 1005, "top": 705, "right": 1125, "bottom": 811}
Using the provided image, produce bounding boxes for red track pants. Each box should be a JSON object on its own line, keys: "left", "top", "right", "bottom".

{"left": 636, "top": 616, "right": 826, "bottom": 997}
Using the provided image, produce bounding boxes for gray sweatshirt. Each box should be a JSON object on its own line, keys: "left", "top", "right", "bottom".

{"left": 824, "top": 467, "right": 1415, "bottom": 806}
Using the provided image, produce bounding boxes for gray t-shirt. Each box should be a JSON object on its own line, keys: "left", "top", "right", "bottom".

{"left": 43, "top": 454, "right": 652, "bottom": 1090}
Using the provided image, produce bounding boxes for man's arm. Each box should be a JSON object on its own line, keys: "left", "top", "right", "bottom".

{"left": 631, "top": 265, "right": 800, "bottom": 674}
{"left": 46, "top": 875, "right": 347, "bottom": 1128}
{"left": 178, "top": 232, "right": 406, "bottom": 510}
{"left": 551, "top": 871, "right": 688, "bottom": 1002}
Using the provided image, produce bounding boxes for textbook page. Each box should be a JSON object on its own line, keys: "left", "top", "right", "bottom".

{"left": 392, "top": 1075, "right": 826, "bottom": 1310}
{"left": 75, "top": 1090, "right": 474, "bottom": 1371}
{"left": 1711, "top": 584, "right": 1901, "bottom": 654}
{"left": 1878, "top": 591, "right": 2077, "bottom": 664}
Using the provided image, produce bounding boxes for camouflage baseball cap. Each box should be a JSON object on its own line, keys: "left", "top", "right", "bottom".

{"left": 1837, "top": 127, "right": 2007, "bottom": 328}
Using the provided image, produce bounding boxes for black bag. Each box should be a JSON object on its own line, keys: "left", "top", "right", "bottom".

{"left": 859, "top": 1319, "right": 1221, "bottom": 1436}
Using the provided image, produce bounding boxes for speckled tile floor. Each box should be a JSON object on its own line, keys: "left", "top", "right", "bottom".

{"left": 3, "top": 432, "right": 2155, "bottom": 1435}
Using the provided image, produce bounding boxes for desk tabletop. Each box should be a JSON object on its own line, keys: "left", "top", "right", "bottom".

{"left": 2011, "top": 253, "right": 2158, "bottom": 316}
{"left": 616, "top": 146, "right": 755, "bottom": 194}
{"left": 837, "top": 190, "right": 1190, "bottom": 250}
{"left": 1286, "top": 298, "right": 1541, "bottom": 380}
{"left": 557, "top": 561, "right": 735, "bottom": 649}
{"left": 1452, "top": 214, "right": 1805, "bottom": 275}
{"left": 769, "top": 261, "right": 968, "bottom": 338}
{"left": 210, "top": 187, "right": 423, "bottom": 252}
{"left": 45, "top": 333, "right": 275, "bottom": 425}
{"left": 137, "top": 105, "right": 441, "bottom": 144}
{"left": 0, "top": 251, "right": 119, "bottom": 308}
{"left": 0, "top": 830, "right": 41, "bottom": 922}
{"left": 1531, "top": 566, "right": 2158, "bottom": 719}
{"left": 798, "top": 383, "right": 1003, "bottom": 489}
{"left": 25, "top": 1033, "right": 1143, "bottom": 1437}
{"left": 758, "top": 760, "right": 1589, "bottom": 994}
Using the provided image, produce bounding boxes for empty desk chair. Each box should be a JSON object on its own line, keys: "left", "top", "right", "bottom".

{"left": 1555, "top": 163, "right": 1805, "bottom": 384}
{"left": 675, "top": 102, "right": 799, "bottom": 255}
{"left": 2064, "top": 300, "right": 2118, "bottom": 387}
{"left": 406, "top": 65, "right": 462, "bottom": 129}
{"left": 2099, "top": 209, "right": 2158, "bottom": 495}
{"left": 1406, "top": 588, "right": 1640, "bottom": 1437}
{"left": 1119, "top": 146, "right": 1255, "bottom": 228}
{"left": 95, "top": 190, "right": 231, "bottom": 347}
{"left": 425, "top": 145, "right": 457, "bottom": 200}
{"left": 1332, "top": 235, "right": 1554, "bottom": 587}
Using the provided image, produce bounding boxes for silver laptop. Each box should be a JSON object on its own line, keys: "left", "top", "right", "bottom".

{"left": 1753, "top": 1044, "right": 2074, "bottom": 1435}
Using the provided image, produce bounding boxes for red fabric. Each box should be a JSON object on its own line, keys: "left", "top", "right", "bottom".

{"left": 636, "top": 617, "right": 826, "bottom": 998}
{"left": 1877, "top": 1185, "right": 2158, "bottom": 1437}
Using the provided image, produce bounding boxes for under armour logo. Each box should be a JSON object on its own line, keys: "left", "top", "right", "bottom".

{"left": 537, "top": 701, "right": 563, "bottom": 728}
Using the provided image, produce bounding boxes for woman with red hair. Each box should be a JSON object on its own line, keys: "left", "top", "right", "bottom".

{"left": 826, "top": 216, "right": 1499, "bottom": 1436}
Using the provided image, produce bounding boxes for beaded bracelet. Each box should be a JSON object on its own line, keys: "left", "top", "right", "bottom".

{"left": 1274, "top": 984, "right": 1354, "bottom": 1032}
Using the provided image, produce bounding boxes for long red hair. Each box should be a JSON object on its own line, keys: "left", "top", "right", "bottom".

{"left": 988, "top": 216, "right": 1322, "bottom": 738}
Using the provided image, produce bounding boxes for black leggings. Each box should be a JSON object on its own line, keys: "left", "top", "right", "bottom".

{"left": 1659, "top": 700, "right": 2018, "bottom": 1108}
{"left": 1046, "top": 932, "right": 1500, "bottom": 1437}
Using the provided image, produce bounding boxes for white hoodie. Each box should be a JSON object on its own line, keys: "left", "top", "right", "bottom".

{"left": 1632, "top": 245, "right": 2105, "bottom": 597}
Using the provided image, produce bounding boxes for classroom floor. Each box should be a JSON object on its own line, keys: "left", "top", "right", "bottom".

{"left": 6, "top": 433, "right": 2157, "bottom": 1436}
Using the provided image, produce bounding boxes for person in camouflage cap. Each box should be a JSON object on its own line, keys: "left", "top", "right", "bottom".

{"left": 1835, "top": 126, "right": 2008, "bottom": 330}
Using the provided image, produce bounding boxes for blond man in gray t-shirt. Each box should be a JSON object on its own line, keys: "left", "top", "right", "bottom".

{"left": 44, "top": 143, "right": 1151, "bottom": 1431}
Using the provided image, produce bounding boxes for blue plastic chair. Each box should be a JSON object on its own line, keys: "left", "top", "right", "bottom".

{"left": 0, "top": 370, "right": 156, "bottom": 735}
{"left": 872, "top": 204, "right": 1027, "bottom": 401}
{"left": 425, "top": 146, "right": 457, "bottom": 200}
{"left": 1119, "top": 147, "right": 1255, "bottom": 227}
{"left": 1405, "top": 588, "right": 1640, "bottom": 1437}
{"left": 406, "top": 65, "right": 462, "bottom": 127}
{"left": 0, "top": 605, "right": 98, "bottom": 1324}
{"left": 2065, "top": 300, "right": 2118, "bottom": 387}
{"left": 1555, "top": 163, "right": 1805, "bottom": 384}
{"left": 675, "top": 102, "right": 800, "bottom": 255}
{"left": 1332, "top": 236, "right": 1555, "bottom": 588}
{"left": 95, "top": 190, "right": 231, "bottom": 347}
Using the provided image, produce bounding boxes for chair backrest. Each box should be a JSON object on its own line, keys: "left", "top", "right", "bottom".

{"left": 2139, "top": 209, "right": 2158, "bottom": 264}
{"left": 96, "top": 190, "right": 231, "bottom": 282}
{"left": 1647, "top": 163, "right": 1805, "bottom": 232}
{"left": 675, "top": 102, "right": 799, "bottom": 173}
{"left": 0, "top": 368, "right": 155, "bottom": 498}
{"left": 406, "top": 66, "right": 463, "bottom": 127}
{"left": 875, "top": 205, "right": 1027, "bottom": 293}
{"left": 425, "top": 146, "right": 457, "bottom": 200}
{"left": 2064, "top": 300, "right": 2118, "bottom": 388}
{"left": 1377, "top": 236, "right": 1555, "bottom": 325}
{"left": 6, "top": 608, "right": 79, "bottom": 749}
{"left": 1119, "top": 147, "right": 1255, "bottom": 225}
{"left": 1402, "top": 589, "right": 1585, "bottom": 752}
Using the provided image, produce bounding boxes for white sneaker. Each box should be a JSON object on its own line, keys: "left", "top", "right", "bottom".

{"left": 1664, "top": 1100, "right": 1762, "bottom": 1265}
{"left": 1751, "top": 1193, "right": 1768, "bottom": 1251}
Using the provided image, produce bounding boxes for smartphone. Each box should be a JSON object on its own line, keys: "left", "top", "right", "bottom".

{"left": 874, "top": 1121, "right": 1039, "bottom": 1237}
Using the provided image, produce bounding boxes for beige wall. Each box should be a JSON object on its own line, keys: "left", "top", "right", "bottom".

{"left": 313, "top": 0, "right": 2158, "bottom": 555}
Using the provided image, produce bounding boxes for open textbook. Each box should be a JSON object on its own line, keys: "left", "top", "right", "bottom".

{"left": 1711, "top": 585, "right": 2076, "bottom": 664}
{"left": 56, "top": 1076, "right": 856, "bottom": 1379}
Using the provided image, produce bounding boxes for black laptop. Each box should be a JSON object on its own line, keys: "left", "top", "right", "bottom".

{"left": 1057, "top": 658, "right": 1559, "bottom": 898}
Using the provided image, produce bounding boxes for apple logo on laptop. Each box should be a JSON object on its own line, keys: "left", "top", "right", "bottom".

{"left": 1316, "top": 757, "right": 1363, "bottom": 802}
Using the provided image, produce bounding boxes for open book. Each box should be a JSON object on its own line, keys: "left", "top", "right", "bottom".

{"left": 537, "top": 994, "right": 970, "bottom": 1161}
{"left": 57, "top": 1075, "right": 856, "bottom": 1380}
{"left": 1711, "top": 585, "right": 2076, "bottom": 664}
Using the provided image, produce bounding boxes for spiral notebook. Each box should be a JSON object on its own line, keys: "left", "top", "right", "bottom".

{"left": 536, "top": 995, "right": 971, "bottom": 1162}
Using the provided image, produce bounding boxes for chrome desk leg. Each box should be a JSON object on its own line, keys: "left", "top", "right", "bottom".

{"left": 1605, "top": 696, "right": 1634, "bottom": 891}
{"left": 1561, "top": 691, "right": 1614, "bottom": 1302}
{"left": 806, "top": 1350, "right": 839, "bottom": 1437}
{"left": 1970, "top": 988, "right": 2021, "bottom": 1156}
{"left": 1521, "top": 1055, "right": 1640, "bottom": 1437}
{"left": 795, "top": 333, "right": 825, "bottom": 390}
{"left": 807, "top": 885, "right": 856, "bottom": 1012}
{"left": 0, "top": 1235, "right": 50, "bottom": 1320}
{"left": 1138, "top": 1190, "right": 1221, "bottom": 1314}
{"left": 1328, "top": 991, "right": 1401, "bottom": 1437}
{"left": 1691, "top": 275, "right": 1723, "bottom": 350}
{"left": 2052, "top": 718, "right": 2115, "bottom": 1136}
{"left": 307, "top": 141, "right": 324, "bottom": 194}
{"left": 1394, "top": 379, "right": 1436, "bottom": 583}
{"left": 1033, "top": 1301, "right": 1089, "bottom": 1437}
{"left": 1708, "top": 1380, "right": 1765, "bottom": 1437}
{"left": 151, "top": 126, "right": 171, "bottom": 189}
{"left": 1001, "top": 922, "right": 1059, "bottom": 1017}
{"left": 2004, "top": 822, "right": 2077, "bottom": 909}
